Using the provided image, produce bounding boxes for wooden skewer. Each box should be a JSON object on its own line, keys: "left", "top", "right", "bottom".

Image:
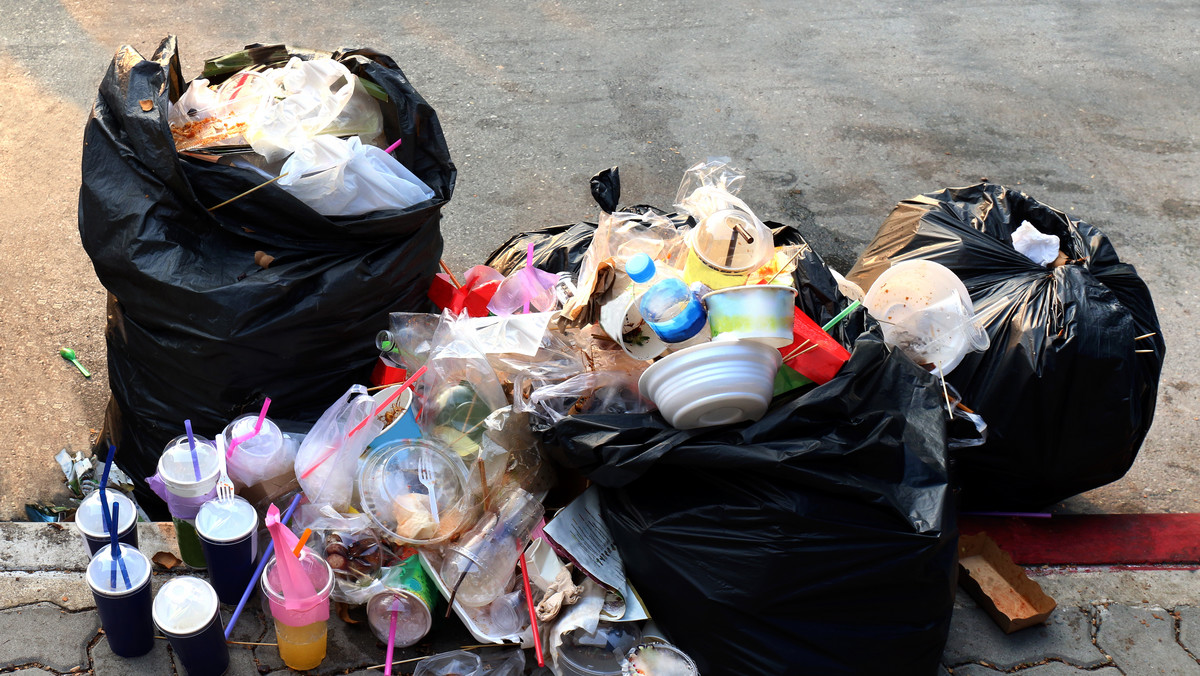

{"left": 762, "top": 246, "right": 809, "bottom": 286}
{"left": 439, "top": 260, "right": 462, "bottom": 288}
{"left": 1135, "top": 349, "right": 1155, "bottom": 354}
{"left": 227, "top": 641, "right": 278, "bottom": 646}
{"left": 207, "top": 173, "right": 289, "bottom": 211}
{"left": 365, "top": 645, "right": 493, "bottom": 670}
{"left": 1134, "top": 332, "right": 1157, "bottom": 341}
{"left": 781, "top": 340, "right": 812, "bottom": 362}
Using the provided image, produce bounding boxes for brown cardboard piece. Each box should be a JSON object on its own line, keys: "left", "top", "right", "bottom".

{"left": 958, "top": 532, "right": 1057, "bottom": 633}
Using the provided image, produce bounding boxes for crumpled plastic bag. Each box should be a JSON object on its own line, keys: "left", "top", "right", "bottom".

{"left": 293, "top": 385, "right": 382, "bottom": 509}
{"left": 246, "top": 57, "right": 382, "bottom": 161}
{"left": 1012, "top": 220, "right": 1061, "bottom": 266}
{"left": 278, "top": 135, "right": 435, "bottom": 216}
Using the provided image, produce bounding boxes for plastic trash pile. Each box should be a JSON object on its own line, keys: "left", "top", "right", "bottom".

{"left": 77, "top": 38, "right": 1165, "bottom": 676}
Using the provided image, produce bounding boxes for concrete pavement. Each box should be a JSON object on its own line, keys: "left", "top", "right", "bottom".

{"left": 2, "top": 523, "right": 1200, "bottom": 675}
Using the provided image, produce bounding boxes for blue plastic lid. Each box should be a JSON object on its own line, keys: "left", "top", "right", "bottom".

{"left": 626, "top": 253, "right": 656, "bottom": 284}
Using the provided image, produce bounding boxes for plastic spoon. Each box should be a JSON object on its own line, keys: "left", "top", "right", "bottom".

{"left": 59, "top": 348, "right": 91, "bottom": 378}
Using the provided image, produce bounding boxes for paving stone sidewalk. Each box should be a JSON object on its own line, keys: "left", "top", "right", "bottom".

{"left": 3, "top": 523, "right": 1200, "bottom": 675}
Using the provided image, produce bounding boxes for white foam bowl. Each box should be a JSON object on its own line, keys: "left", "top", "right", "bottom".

{"left": 639, "top": 339, "right": 782, "bottom": 430}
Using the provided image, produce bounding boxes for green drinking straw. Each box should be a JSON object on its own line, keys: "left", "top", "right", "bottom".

{"left": 822, "top": 299, "right": 862, "bottom": 332}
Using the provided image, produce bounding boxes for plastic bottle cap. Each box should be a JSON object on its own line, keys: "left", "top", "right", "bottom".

{"left": 626, "top": 253, "right": 656, "bottom": 284}
{"left": 153, "top": 576, "right": 219, "bottom": 636}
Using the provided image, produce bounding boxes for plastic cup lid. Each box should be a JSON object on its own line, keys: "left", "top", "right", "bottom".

{"left": 86, "top": 543, "right": 151, "bottom": 595}
{"left": 76, "top": 489, "right": 136, "bottom": 538}
{"left": 196, "top": 496, "right": 258, "bottom": 542}
{"left": 223, "top": 415, "right": 283, "bottom": 459}
{"left": 625, "top": 643, "right": 699, "bottom": 675}
{"left": 693, "top": 209, "right": 773, "bottom": 272}
{"left": 261, "top": 549, "right": 335, "bottom": 606}
{"left": 157, "top": 437, "right": 220, "bottom": 493}
{"left": 357, "top": 439, "right": 470, "bottom": 545}
{"left": 367, "top": 590, "right": 431, "bottom": 646}
{"left": 153, "top": 576, "right": 219, "bottom": 636}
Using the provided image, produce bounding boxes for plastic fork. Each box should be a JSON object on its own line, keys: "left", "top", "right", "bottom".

{"left": 214, "top": 435, "right": 235, "bottom": 503}
{"left": 417, "top": 454, "right": 440, "bottom": 524}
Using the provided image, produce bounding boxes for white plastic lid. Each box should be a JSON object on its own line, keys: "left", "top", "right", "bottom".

{"left": 153, "top": 576, "right": 219, "bottom": 636}
{"left": 76, "top": 489, "right": 136, "bottom": 538}
{"left": 86, "top": 543, "right": 151, "bottom": 596}
{"left": 223, "top": 415, "right": 283, "bottom": 459}
{"left": 157, "top": 436, "right": 220, "bottom": 495}
{"left": 196, "top": 496, "right": 258, "bottom": 542}
{"left": 693, "top": 209, "right": 773, "bottom": 273}
{"left": 367, "top": 590, "right": 432, "bottom": 647}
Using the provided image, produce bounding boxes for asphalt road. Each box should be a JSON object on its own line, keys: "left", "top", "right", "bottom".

{"left": 1, "top": 0, "right": 1197, "bottom": 519}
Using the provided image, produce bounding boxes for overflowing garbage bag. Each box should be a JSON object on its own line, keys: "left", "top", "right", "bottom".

{"left": 550, "top": 335, "right": 957, "bottom": 675}
{"left": 78, "top": 37, "right": 455, "bottom": 512}
{"left": 848, "top": 183, "right": 1165, "bottom": 508}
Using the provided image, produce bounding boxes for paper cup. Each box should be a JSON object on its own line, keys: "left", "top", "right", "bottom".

{"left": 598, "top": 288, "right": 667, "bottom": 360}
{"left": 704, "top": 284, "right": 798, "bottom": 348}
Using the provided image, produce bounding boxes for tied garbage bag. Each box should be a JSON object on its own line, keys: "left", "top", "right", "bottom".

{"left": 848, "top": 183, "right": 1165, "bottom": 509}
{"left": 79, "top": 37, "right": 454, "bottom": 515}
{"left": 551, "top": 334, "right": 956, "bottom": 676}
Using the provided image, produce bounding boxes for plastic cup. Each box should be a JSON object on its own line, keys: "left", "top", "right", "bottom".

{"left": 76, "top": 488, "right": 138, "bottom": 557}
{"left": 414, "top": 650, "right": 484, "bottom": 676}
{"left": 366, "top": 555, "right": 438, "bottom": 648}
{"left": 87, "top": 543, "right": 154, "bottom": 658}
{"left": 261, "top": 549, "right": 335, "bottom": 672}
{"left": 222, "top": 415, "right": 289, "bottom": 489}
{"left": 683, "top": 209, "right": 774, "bottom": 290}
{"left": 153, "top": 576, "right": 229, "bottom": 676}
{"left": 365, "top": 387, "right": 420, "bottom": 453}
{"left": 480, "top": 590, "right": 527, "bottom": 637}
{"left": 158, "top": 435, "right": 221, "bottom": 568}
{"left": 704, "top": 284, "right": 798, "bottom": 347}
{"left": 556, "top": 621, "right": 641, "bottom": 676}
{"left": 639, "top": 339, "right": 782, "bottom": 429}
{"left": 196, "top": 496, "right": 259, "bottom": 605}
{"left": 598, "top": 288, "right": 668, "bottom": 360}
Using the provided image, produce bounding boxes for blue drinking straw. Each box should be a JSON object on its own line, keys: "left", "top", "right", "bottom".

{"left": 110, "top": 502, "right": 131, "bottom": 589}
{"left": 183, "top": 419, "right": 202, "bottom": 481}
{"left": 225, "top": 492, "right": 304, "bottom": 639}
{"left": 98, "top": 445, "right": 116, "bottom": 535}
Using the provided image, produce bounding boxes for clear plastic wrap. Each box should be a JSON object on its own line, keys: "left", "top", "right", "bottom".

{"left": 293, "top": 505, "right": 407, "bottom": 605}
{"left": 292, "top": 385, "right": 382, "bottom": 510}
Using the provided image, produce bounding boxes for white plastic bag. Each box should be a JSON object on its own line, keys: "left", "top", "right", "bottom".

{"left": 1012, "top": 220, "right": 1061, "bottom": 266}
{"left": 293, "top": 385, "right": 383, "bottom": 509}
{"left": 278, "top": 135, "right": 435, "bottom": 216}
{"left": 246, "top": 57, "right": 382, "bottom": 162}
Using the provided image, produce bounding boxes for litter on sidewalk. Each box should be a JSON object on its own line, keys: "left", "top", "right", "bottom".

{"left": 69, "top": 35, "right": 1165, "bottom": 676}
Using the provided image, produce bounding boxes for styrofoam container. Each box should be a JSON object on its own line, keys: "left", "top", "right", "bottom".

{"left": 638, "top": 340, "right": 782, "bottom": 429}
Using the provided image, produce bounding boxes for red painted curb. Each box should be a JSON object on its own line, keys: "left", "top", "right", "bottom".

{"left": 960, "top": 514, "right": 1200, "bottom": 566}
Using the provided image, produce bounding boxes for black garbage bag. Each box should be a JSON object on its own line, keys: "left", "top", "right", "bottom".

{"left": 79, "top": 37, "right": 455, "bottom": 514}
{"left": 551, "top": 334, "right": 957, "bottom": 676}
{"left": 847, "top": 183, "right": 1165, "bottom": 509}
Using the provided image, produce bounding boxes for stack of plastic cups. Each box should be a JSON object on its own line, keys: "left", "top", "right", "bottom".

{"left": 261, "top": 548, "right": 335, "bottom": 671}
{"left": 153, "top": 576, "right": 230, "bottom": 676}
{"left": 87, "top": 542, "right": 154, "bottom": 658}
{"left": 196, "top": 496, "right": 259, "bottom": 604}
{"left": 75, "top": 488, "right": 138, "bottom": 556}
{"left": 157, "top": 436, "right": 221, "bottom": 568}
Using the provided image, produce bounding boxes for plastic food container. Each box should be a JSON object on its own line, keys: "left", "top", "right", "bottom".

{"left": 357, "top": 439, "right": 472, "bottom": 545}
{"left": 683, "top": 209, "right": 774, "bottom": 289}
{"left": 599, "top": 288, "right": 668, "bottom": 360}
{"left": 704, "top": 284, "right": 797, "bottom": 347}
{"left": 863, "top": 259, "right": 989, "bottom": 375}
{"left": 623, "top": 643, "right": 700, "bottom": 676}
{"left": 639, "top": 340, "right": 782, "bottom": 429}
{"left": 556, "top": 621, "right": 642, "bottom": 676}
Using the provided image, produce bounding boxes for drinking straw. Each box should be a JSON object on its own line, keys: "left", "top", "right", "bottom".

{"left": 228, "top": 397, "right": 272, "bottom": 460}
{"left": 962, "top": 511, "right": 1053, "bottom": 518}
{"left": 384, "top": 138, "right": 403, "bottom": 154}
{"left": 518, "top": 547, "right": 544, "bottom": 667}
{"left": 821, "top": 299, "right": 862, "bottom": 333}
{"left": 225, "top": 492, "right": 304, "bottom": 639}
{"left": 99, "top": 445, "right": 116, "bottom": 535}
{"left": 384, "top": 600, "right": 399, "bottom": 676}
{"left": 110, "top": 502, "right": 131, "bottom": 590}
{"left": 292, "top": 528, "right": 312, "bottom": 557}
{"left": 184, "top": 419, "right": 201, "bottom": 481}
{"left": 523, "top": 242, "right": 536, "bottom": 314}
{"left": 299, "top": 365, "right": 428, "bottom": 480}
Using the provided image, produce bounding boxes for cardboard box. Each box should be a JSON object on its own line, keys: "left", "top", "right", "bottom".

{"left": 958, "top": 532, "right": 1056, "bottom": 633}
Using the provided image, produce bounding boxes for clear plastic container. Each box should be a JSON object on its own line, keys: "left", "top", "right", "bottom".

{"left": 623, "top": 642, "right": 700, "bottom": 676}
{"left": 438, "top": 489, "right": 543, "bottom": 607}
{"left": 683, "top": 208, "right": 773, "bottom": 289}
{"left": 357, "top": 439, "right": 473, "bottom": 545}
{"left": 222, "top": 415, "right": 293, "bottom": 489}
{"left": 557, "top": 621, "right": 642, "bottom": 676}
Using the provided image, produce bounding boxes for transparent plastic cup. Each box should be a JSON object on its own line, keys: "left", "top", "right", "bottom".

{"left": 261, "top": 549, "right": 335, "bottom": 671}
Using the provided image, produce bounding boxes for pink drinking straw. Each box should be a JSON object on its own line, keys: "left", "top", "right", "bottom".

{"left": 519, "top": 547, "right": 544, "bottom": 667}
{"left": 264, "top": 504, "right": 317, "bottom": 610}
{"left": 228, "top": 397, "right": 272, "bottom": 460}
{"left": 384, "top": 138, "right": 403, "bottom": 154}
{"left": 384, "top": 599, "right": 399, "bottom": 676}
{"left": 522, "top": 242, "right": 536, "bottom": 314}
{"left": 299, "top": 366, "right": 427, "bottom": 480}
{"left": 183, "top": 419, "right": 201, "bottom": 481}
